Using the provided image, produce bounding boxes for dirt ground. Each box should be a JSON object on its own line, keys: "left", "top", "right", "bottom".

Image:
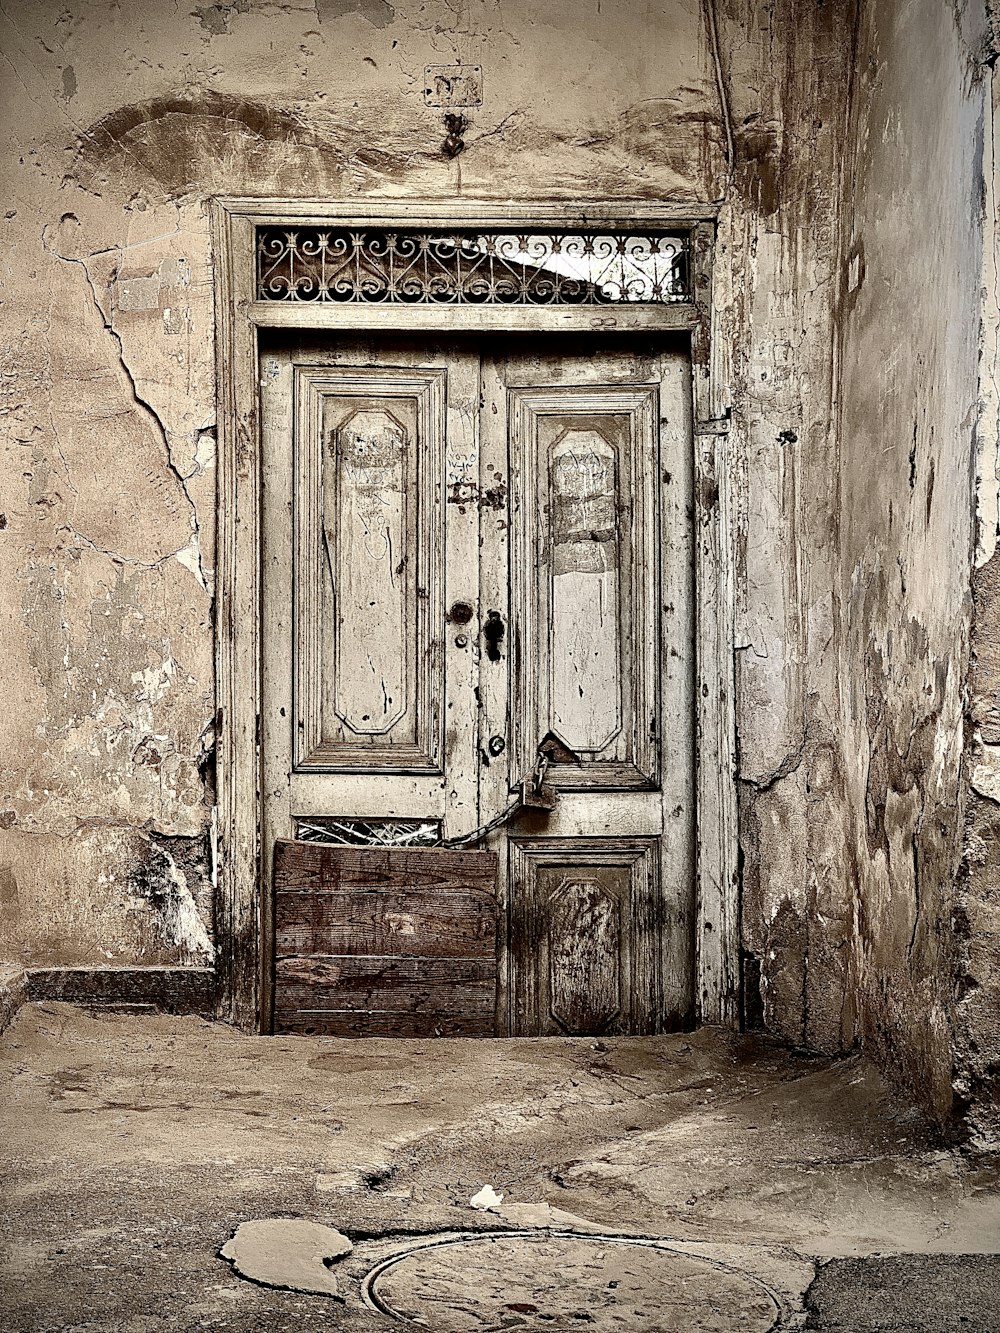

{"left": 2, "top": 1003, "right": 999, "bottom": 1330}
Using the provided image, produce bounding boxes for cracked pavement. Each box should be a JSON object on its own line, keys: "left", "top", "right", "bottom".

{"left": 2, "top": 1003, "right": 999, "bottom": 1329}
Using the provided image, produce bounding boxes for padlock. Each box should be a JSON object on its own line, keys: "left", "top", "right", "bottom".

{"left": 520, "top": 777, "right": 557, "bottom": 811}
{"left": 520, "top": 750, "right": 557, "bottom": 812}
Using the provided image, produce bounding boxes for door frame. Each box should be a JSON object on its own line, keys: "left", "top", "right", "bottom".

{"left": 211, "top": 197, "right": 738, "bottom": 1033}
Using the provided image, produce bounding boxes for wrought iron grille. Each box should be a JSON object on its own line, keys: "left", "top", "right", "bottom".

{"left": 295, "top": 817, "right": 442, "bottom": 847}
{"left": 257, "top": 228, "right": 691, "bottom": 305}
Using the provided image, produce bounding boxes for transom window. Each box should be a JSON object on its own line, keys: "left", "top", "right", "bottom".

{"left": 256, "top": 228, "right": 691, "bottom": 305}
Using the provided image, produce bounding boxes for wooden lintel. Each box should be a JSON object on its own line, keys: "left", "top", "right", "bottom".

{"left": 216, "top": 197, "right": 721, "bottom": 228}
{"left": 248, "top": 301, "right": 699, "bottom": 334}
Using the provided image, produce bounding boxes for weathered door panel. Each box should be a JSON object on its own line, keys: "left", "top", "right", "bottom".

{"left": 261, "top": 335, "right": 694, "bottom": 1037}
{"left": 492, "top": 342, "right": 695, "bottom": 1034}
{"left": 509, "top": 384, "right": 659, "bottom": 788}
{"left": 261, "top": 339, "right": 480, "bottom": 833}
{"left": 295, "top": 366, "right": 446, "bottom": 771}
{"left": 509, "top": 838, "right": 660, "bottom": 1036}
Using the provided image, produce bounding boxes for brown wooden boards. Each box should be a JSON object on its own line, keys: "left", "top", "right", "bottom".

{"left": 273, "top": 843, "right": 498, "bottom": 1036}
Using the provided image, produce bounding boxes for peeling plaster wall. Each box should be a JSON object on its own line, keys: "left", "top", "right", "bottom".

{"left": 838, "top": 0, "right": 992, "bottom": 1132}
{"left": 966, "top": 29, "right": 1000, "bottom": 1144}
{"left": 0, "top": 0, "right": 725, "bottom": 969}
{"left": 0, "top": 0, "right": 876, "bottom": 1058}
{"left": 716, "top": 1, "right": 858, "bottom": 1053}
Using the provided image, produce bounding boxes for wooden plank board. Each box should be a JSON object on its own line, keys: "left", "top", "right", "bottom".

{"left": 273, "top": 1009, "right": 492, "bottom": 1038}
{"left": 273, "top": 843, "right": 498, "bottom": 893}
{"left": 276, "top": 890, "right": 495, "bottom": 958}
{"left": 275, "top": 956, "right": 495, "bottom": 1012}
{"left": 273, "top": 842, "right": 498, "bottom": 1037}
{"left": 25, "top": 966, "right": 216, "bottom": 1015}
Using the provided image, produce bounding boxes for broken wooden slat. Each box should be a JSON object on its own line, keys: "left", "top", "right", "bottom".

{"left": 272, "top": 842, "right": 498, "bottom": 1037}
{"left": 273, "top": 1008, "right": 492, "bottom": 1038}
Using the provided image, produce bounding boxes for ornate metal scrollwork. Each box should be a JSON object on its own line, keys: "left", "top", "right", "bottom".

{"left": 257, "top": 228, "right": 690, "bottom": 305}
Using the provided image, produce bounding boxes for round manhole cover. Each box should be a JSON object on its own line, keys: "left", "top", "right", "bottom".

{"left": 364, "top": 1231, "right": 780, "bottom": 1331}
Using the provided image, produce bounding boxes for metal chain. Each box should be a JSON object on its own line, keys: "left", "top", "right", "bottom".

{"left": 441, "top": 752, "right": 553, "bottom": 847}
{"left": 440, "top": 795, "right": 525, "bottom": 848}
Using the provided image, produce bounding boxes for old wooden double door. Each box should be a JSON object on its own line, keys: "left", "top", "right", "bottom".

{"left": 261, "top": 334, "right": 695, "bottom": 1036}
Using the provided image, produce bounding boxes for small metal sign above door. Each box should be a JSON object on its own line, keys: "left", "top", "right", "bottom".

{"left": 423, "top": 64, "right": 483, "bottom": 107}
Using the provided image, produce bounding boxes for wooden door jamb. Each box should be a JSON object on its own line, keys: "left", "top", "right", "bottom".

{"left": 211, "top": 198, "right": 738, "bottom": 1033}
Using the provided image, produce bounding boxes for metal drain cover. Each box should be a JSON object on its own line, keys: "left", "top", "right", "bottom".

{"left": 364, "top": 1231, "right": 780, "bottom": 1330}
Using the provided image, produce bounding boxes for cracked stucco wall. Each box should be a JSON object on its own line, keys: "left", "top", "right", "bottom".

{"left": 838, "top": 0, "right": 994, "bottom": 1135}
{"left": 0, "top": 190, "right": 217, "bottom": 964}
{"left": 0, "top": 0, "right": 725, "bottom": 968}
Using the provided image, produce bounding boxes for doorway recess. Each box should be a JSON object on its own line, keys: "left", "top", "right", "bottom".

{"left": 211, "top": 199, "right": 736, "bottom": 1035}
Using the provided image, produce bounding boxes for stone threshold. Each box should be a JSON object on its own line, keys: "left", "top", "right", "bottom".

{"left": 0, "top": 965, "right": 215, "bottom": 1032}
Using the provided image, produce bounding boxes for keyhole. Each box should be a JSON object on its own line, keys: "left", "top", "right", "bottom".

{"left": 482, "top": 610, "right": 505, "bottom": 662}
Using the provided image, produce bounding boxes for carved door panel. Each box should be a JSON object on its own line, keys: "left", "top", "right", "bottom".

{"left": 482, "top": 341, "right": 694, "bottom": 1035}
{"left": 261, "top": 336, "right": 694, "bottom": 1036}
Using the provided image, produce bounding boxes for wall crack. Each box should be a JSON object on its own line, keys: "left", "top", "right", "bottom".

{"left": 741, "top": 735, "right": 809, "bottom": 793}
{"left": 45, "top": 237, "right": 210, "bottom": 591}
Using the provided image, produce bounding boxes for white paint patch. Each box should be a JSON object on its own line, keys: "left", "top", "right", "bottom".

{"left": 159, "top": 847, "right": 214, "bottom": 961}
{"left": 194, "top": 428, "right": 216, "bottom": 473}
{"left": 210, "top": 804, "right": 219, "bottom": 889}
{"left": 132, "top": 657, "right": 176, "bottom": 705}
{"left": 175, "top": 539, "right": 209, "bottom": 591}
{"left": 385, "top": 910, "right": 416, "bottom": 936}
{"left": 162, "top": 306, "right": 189, "bottom": 335}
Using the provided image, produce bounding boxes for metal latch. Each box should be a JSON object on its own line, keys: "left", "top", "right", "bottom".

{"left": 521, "top": 751, "right": 557, "bottom": 812}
